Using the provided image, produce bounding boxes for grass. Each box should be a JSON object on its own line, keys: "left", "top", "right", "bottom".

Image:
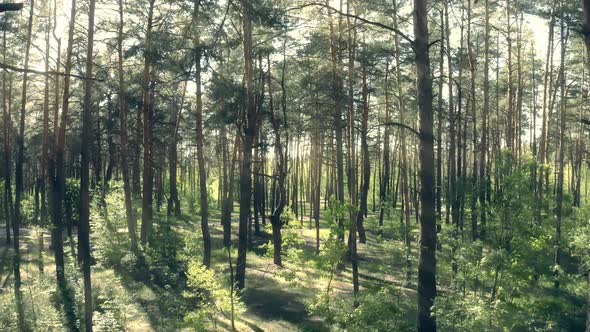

{"left": 2, "top": 185, "right": 584, "bottom": 331}
{"left": 0, "top": 194, "right": 420, "bottom": 331}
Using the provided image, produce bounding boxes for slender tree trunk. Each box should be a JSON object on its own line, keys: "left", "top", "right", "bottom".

{"left": 506, "top": 0, "right": 514, "bottom": 154}
{"left": 554, "top": 5, "right": 568, "bottom": 289}
{"left": 117, "top": 0, "right": 138, "bottom": 252}
{"left": 313, "top": 125, "right": 323, "bottom": 254}
{"left": 236, "top": 0, "right": 257, "bottom": 289}
{"left": 436, "top": 9, "right": 443, "bottom": 247}
{"left": 345, "top": 0, "right": 359, "bottom": 299}
{"left": 445, "top": 0, "right": 458, "bottom": 236}
{"left": 132, "top": 106, "right": 141, "bottom": 198}
{"left": 327, "top": 0, "right": 346, "bottom": 257}
{"left": 516, "top": 13, "right": 524, "bottom": 160}
{"left": 140, "top": 0, "right": 155, "bottom": 247}
{"left": 50, "top": 0, "right": 76, "bottom": 298}
{"left": 378, "top": 60, "right": 391, "bottom": 231}
{"left": 457, "top": 5, "right": 466, "bottom": 242}
{"left": 2, "top": 30, "right": 12, "bottom": 246}
{"left": 268, "top": 54, "right": 287, "bottom": 267}
{"left": 38, "top": 15, "right": 52, "bottom": 272}
{"left": 80, "top": 0, "right": 97, "bottom": 328}
{"left": 357, "top": 50, "right": 369, "bottom": 244}
{"left": 169, "top": 82, "right": 186, "bottom": 216}
{"left": 194, "top": 0, "right": 211, "bottom": 267}
{"left": 14, "top": 0, "right": 35, "bottom": 314}
{"left": 394, "top": 2, "right": 411, "bottom": 284}
{"left": 414, "top": 0, "right": 437, "bottom": 330}
{"left": 467, "top": 0, "right": 478, "bottom": 241}
{"left": 539, "top": 8, "right": 555, "bottom": 201}
{"left": 480, "top": 0, "right": 490, "bottom": 239}
{"left": 222, "top": 131, "right": 239, "bottom": 248}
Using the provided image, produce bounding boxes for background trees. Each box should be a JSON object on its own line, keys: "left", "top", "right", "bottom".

{"left": 1, "top": 0, "right": 590, "bottom": 331}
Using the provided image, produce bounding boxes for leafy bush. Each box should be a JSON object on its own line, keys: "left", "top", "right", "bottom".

{"left": 308, "top": 285, "right": 410, "bottom": 331}
{"left": 64, "top": 178, "right": 81, "bottom": 226}
{"left": 145, "top": 218, "right": 185, "bottom": 287}
{"left": 183, "top": 259, "right": 244, "bottom": 331}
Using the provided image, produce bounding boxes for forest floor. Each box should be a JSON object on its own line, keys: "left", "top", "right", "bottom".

{"left": 0, "top": 202, "right": 417, "bottom": 332}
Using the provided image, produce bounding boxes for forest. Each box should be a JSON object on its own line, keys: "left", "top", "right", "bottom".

{"left": 1, "top": 0, "right": 590, "bottom": 330}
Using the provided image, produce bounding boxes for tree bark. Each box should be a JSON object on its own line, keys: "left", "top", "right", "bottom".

{"left": 117, "top": 0, "right": 138, "bottom": 252}
{"left": 414, "top": 0, "right": 437, "bottom": 330}
{"left": 436, "top": 8, "right": 443, "bottom": 247}
{"left": 506, "top": 0, "right": 514, "bottom": 153}
{"left": 480, "top": 0, "right": 490, "bottom": 239}
{"left": 345, "top": 0, "right": 359, "bottom": 299}
{"left": 357, "top": 59, "right": 369, "bottom": 244}
{"left": 445, "top": 0, "right": 458, "bottom": 235}
{"left": 393, "top": 1, "right": 411, "bottom": 284}
{"left": 327, "top": 0, "right": 346, "bottom": 256}
{"left": 168, "top": 81, "right": 186, "bottom": 216}
{"left": 582, "top": 0, "right": 590, "bottom": 324}
{"left": 539, "top": 7, "right": 555, "bottom": 200}
{"left": 80, "top": 0, "right": 97, "bottom": 328}
{"left": 554, "top": 3, "right": 568, "bottom": 289}
{"left": 2, "top": 29, "right": 12, "bottom": 246}
{"left": 378, "top": 60, "right": 391, "bottom": 231}
{"left": 268, "top": 55, "right": 287, "bottom": 266}
{"left": 194, "top": 0, "right": 211, "bottom": 268}
{"left": 236, "top": 0, "right": 258, "bottom": 289}
{"left": 14, "top": 0, "right": 34, "bottom": 305}
{"left": 467, "top": 0, "right": 478, "bottom": 241}
{"left": 140, "top": 0, "right": 155, "bottom": 247}
{"left": 49, "top": 0, "right": 76, "bottom": 297}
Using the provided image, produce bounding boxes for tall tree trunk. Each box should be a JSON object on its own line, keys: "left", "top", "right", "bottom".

{"left": 516, "top": 13, "right": 524, "bottom": 160}
{"left": 467, "top": 0, "right": 478, "bottom": 241}
{"left": 194, "top": 0, "right": 211, "bottom": 268}
{"left": 80, "top": 0, "right": 97, "bottom": 328}
{"left": 117, "top": 0, "right": 138, "bottom": 252}
{"left": 506, "top": 0, "right": 514, "bottom": 154}
{"left": 436, "top": 8, "right": 443, "bottom": 247}
{"left": 456, "top": 4, "right": 466, "bottom": 244}
{"left": 236, "top": 0, "right": 257, "bottom": 289}
{"left": 50, "top": 0, "right": 76, "bottom": 298}
{"left": 345, "top": 0, "right": 359, "bottom": 299}
{"left": 554, "top": 4, "right": 568, "bottom": 289}
{"left": 480, "top": 0, "right": 490, "bottom": 239}
{"left": 414, "top": 0, "right": 437, "bottom": 330}
{"left": 14, "top": 0, "right": 34, "bottom": 312}
{"left": 38, "top": 14, "right": 52, "bottom": 272}
{"left": 327, "top": 0, "right": 346, "bottom": 256}
{"left": 393, "top": 1, "right": 411, "bottom": 284}
{"left": 268, "top": 54, "right": 287, "bottom": 267}
{"left": 132, "top": 105, "right": 141, "bottom": 198}
{"left": 168, "top": 82, "right": 186, "bottom": 216}
{"left": 140, "top": 0, "right": 155, "bottom": 247}
{"left": 2, "top": 29, "right": 12, "bottom": 246}
{"left": 445, "top": 0, "right": 458, "bottom": 236}
{"left": 539, "top": 8, "right": 555, "bottom": 201}
{"left": 378, "top": 60, "right": 391, "bottom": 231}
{"left": 313, "top": 119, "right": 323, "bottom": 254}
{"left": 357, "top": 59, "right": 369, "bottom": 244}
{"left": 582, "top": 35, "right": 590, "bottom": 332}
{"left": 93, "top": 115, "right": 102, "bottom": 188}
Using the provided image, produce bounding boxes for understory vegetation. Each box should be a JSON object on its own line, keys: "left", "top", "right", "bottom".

{"left": 2, "top": 0, "right": 590, "bottom": 331}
